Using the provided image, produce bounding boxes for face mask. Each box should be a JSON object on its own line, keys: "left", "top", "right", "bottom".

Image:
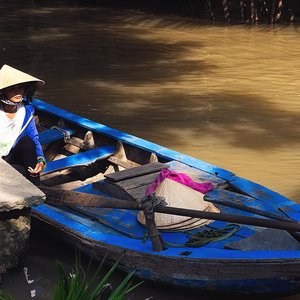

{"left": 0, "top": 98, "right": 20, "bottom": 106}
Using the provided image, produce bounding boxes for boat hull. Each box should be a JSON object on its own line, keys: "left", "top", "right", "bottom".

{"left": 30, "top": 99, "right": 300, "bottom": 296}
{"left": 32, "top": 209, "right": 300, "bottom": 296}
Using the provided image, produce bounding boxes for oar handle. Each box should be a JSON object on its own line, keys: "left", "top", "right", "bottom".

{"left": 40, "top": 186, "right": 300, "bottom": 232}
{"left": 157, "top": 206, "right": 300, "bottom": 232}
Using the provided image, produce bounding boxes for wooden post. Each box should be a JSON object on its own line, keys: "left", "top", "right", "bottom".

{"left": 275, "top": 0, "right": 283, "bottom": 21}
{"left": 140, "top": 196, "right": 165, "bottom": 252}
{"left": 207, "top": 0, "right": 215, "bottom": 21}
{"left": 240, "top": 0, "right": 245, "bottom": 23}
{"left": 222, "top": 0, "right": 231, "bottom": 23}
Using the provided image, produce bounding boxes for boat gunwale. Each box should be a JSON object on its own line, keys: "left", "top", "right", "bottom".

{"left": 32, "top": 98, "right": 234, "bottom": 180}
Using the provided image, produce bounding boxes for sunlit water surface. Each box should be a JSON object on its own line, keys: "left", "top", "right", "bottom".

{"left": 1, "top": 1, "right": 300, "bottom": 299}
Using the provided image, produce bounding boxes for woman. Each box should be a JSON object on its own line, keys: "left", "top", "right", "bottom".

{"left": 0, "top": 64, "right": 46, "bottom": 185}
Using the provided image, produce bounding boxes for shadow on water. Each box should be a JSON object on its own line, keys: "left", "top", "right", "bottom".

{"left": 1, "top": 1, "right": 300, "bottom": 153}
{"left": 75, "top": 89, "right": 300, "bottom": 151}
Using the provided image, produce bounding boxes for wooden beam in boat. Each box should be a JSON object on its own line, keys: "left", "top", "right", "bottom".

{"left": 40, "top": 186, "right": 300, "bottom": 233}
{"left": 108, "top": 156, "right": 140, "bottom": 169}
{"left": 104, "top": 162, "right": 168, "bottom": 182}
{"left": 107, "top": 140, "right": 140, "bottom": 170}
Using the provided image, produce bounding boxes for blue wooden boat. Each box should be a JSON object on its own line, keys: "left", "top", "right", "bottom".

{"left": 31, "top": 98, "right": 300, "bottom": 296}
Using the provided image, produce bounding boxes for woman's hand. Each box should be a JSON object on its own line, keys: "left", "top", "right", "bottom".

{"left": 28, "top": 162, "right": 44, "bottom": 176}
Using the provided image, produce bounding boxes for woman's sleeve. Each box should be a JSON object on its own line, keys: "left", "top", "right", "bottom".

{"left": 25, "top": 117, "right": 45, "bottom": 161}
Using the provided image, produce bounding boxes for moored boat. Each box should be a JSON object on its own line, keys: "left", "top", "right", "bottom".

{"left": 31, "top": 98, "right": 300, "bottom": 296}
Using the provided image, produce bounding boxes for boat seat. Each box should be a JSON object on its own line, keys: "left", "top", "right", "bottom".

{"left": 42, "top": 146, "right": 116, "bottom": 175}
{"left": 39, "top": 127, "right": 75, "bottom": 145}
{"left": 93, "top": 160, "right": 228, "bottom": 201}
{"left": 93, "top": 162, "right": 169, "bottom": 201}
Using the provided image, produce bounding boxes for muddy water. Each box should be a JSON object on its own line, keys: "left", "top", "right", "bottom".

{"left": 1, "top": 1, "right": 300, "bottom": 299}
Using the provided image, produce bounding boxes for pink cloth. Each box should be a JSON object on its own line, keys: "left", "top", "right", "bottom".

{"left": 146, "top": 169, "right": 214, "bottom": 195}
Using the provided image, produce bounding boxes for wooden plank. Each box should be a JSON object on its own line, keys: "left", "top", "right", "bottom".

{"left": 114, "top": 172, "right": 160, "bottom": 191}
{"left": 39, "top": 128, "right": 75, "bottom": 145}
{"left": 124, "top": 185, "right": 150, "bottom": 201}
{"left": 225, "top": 228, "right": 300, "bottom": 251}
{"left": 230, "top": 177, "right": 292, "bottom": 207}
{"left": 108, "top": 156, "right": 140, "bottom": 169}
{"left": 92, "top": 180, "right": 135, "bottom": 201}
{"left": 95, "top": 171, "right": 160, "bottom": 201}
{"left": 104, "top": 162, "right": 168, "bottom": 182}
{"left": 204, "top": 189, "right": 289, "bottom": 221}
{"left": 279, "top": 204, "right": 300, "bottom": 221}
{"left": 43, "top": 146, "right": 116, "bottom": 175}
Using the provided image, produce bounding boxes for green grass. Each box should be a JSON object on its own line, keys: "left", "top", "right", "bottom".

{"left": 0, "top": 254, "right": 142, "bottom": 300}
{"left": 0, "top": 290, "right": 13, "bottom": 300}
{"left": 52, "top": 254, "right": 143, "bottom": 300}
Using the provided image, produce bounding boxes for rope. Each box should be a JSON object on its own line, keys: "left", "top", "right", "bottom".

{"left": 50, "top": 126, "right": 71, "bottom": 143}
{"left": 185, "top": 224, "right": 240, "bottom": 247}
{"left": 164, "top": 224, "right": 241, "bottom": 248}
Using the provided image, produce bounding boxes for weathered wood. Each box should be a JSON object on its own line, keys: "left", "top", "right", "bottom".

{"left": 225, "top": 228, "right": 300, "bottom": 250}
{"left": 92, "top": 181, "right": 135, "bottom": 201}
{"left": 41, "top": 186, "right": 300, "bottom": 233}
{"left": 141, "top": 198, "right": 165, "bottom": 252}
{"left": 104, "top": 162, "right": 168, "bottom": 182}
{"left": 112, "top": 172, "right": 160, "bottom": 191}
{"left": 94, "top": 171, "right": 160, "bottom": 201}
{"left": 204, "top": 189, "right": 290, "bottom": 222}
{"left": 108, "top": 156, "right": 140, "bottom": 169}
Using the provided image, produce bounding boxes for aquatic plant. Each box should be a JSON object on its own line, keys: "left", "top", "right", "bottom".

{"left": 0, "top": 290, "right": 13, "bottom": 300}
{"left": 52, "top": 255, "right": 142, "bottom": 300}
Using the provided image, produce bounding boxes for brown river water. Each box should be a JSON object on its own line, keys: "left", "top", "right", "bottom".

{"left": 1, "top": 1, "right": 300, "bottom": 299}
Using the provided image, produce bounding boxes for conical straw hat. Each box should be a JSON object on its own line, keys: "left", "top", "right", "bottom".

{"left": 0, "top": 64, "right": 45, "bottom": 91}
{"left": 137, "top": 178, "right": 219, "bottom": 231}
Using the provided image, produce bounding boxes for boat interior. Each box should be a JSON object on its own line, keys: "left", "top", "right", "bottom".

{"left": 33, "top": 107, "right": 300, "bottom": 252}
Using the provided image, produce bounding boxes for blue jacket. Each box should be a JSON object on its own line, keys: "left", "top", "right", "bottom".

{"left": 14, "top": 102, "right": 45, "bottom": 159}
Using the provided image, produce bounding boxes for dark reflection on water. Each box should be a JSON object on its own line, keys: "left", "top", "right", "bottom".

{"left": 2, "top": 0, "right": 300, "bottom": 299}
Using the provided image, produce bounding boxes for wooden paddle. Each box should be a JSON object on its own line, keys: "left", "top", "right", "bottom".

{"left": 39, "top": 186, "right": 300, "bottom": 233}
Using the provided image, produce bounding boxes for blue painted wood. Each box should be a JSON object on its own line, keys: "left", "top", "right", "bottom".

{"left": 205, "top": 189, "right": 289, "bottom": 221}
{"left": 33, "top": 204, "right": 300, "bottom": 259}
{"left": 32, "top": 99, "right": 234, "bottom": 179}
{"left": 43, "top": 146, "right": 116, "bottom": 174}
{"left": 39, "top": 128, "right": 75, "bottom": 145}
{"left": 279, "top": 204, "right": 300, "bottom": 221}
{"left": 230, "top": 176, "right": 291, "bottom": 207}
{"left": 30, "top": 99, "right": 300, "bottom": 295}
